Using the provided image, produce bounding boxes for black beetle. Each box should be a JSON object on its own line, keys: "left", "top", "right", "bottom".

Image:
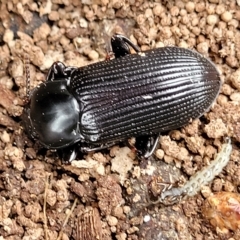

{"left": 22, "top": 34, "right": 221, "bottom": 162}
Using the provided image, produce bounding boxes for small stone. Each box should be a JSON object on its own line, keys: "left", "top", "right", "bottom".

{"left": 132, "top": 193, "right": 141, "bottom": 202}
{"left": 201, "top": 186, "right": 212, "bottom": 198}
{"left": 195, "top": 2, "right": 205, "bottom": 12}
{"left": 46, "top": 189, "right": 57, "bottom": 206}
{"left": 221, "top": 84, "right": 233, "bottom": 96}
{"left": 156, "top": 149, "right": 164, "bottom": 160}
{"left": 207, "top": 14, "right": 219, "bottom": 25}
{"left": 3, "top": 29, "right": 14, "bottom": 43}
{"left": 79, "top": 18, "right": 88, "bottom": 28}
{"left": 116, "top": 232, "right": 127, "bottom": 240}
{"left": 106, "top": 215, "right": 118, "bottom": 226}
{"left": 212, "top": 178, "right": 223, "bottom": 192}
{"left": 1, "top": 131, "right": 10, "bottom": 143}
{"left": 123, "top": 206, "right": 130, "bottom": 214}
{"left": 217, "top": 94, "right": 228, "bottom": 106}
{"left": 221, "top": 11, "right": 233, "bottom": 22}
{"left": 230, "top": 92, "right": 240, "bottom": 102}
{"left": 112, "top": 206, "right": 124, "bottom": 218}
{"left": 185, "top": 2, "right": 195, "bottom": 13}
{"left": 153, "top": 4, "right": 164, "bottom": 16}
{"left": 197, "top": 42, "right": 209, "bottom": 55}
{"left": 229, "top": 68, "right": 240, "bottom": 91}
{"left": 88, "top": 50, "right": 99, "bottom": 60}
{"left": 48, "top": 11, "right": 59, "bottom": 21}
{"left": 170, "top": 6, "right": 179, "bottom": 16}
{"left": 226, "top": 56, "right": 238, "bottom": 68}
{"left": 127, "top": 226, "right": 139, "bottom": 234}
{"left": 143, "top": 215, "right": 151, "bottom": 222}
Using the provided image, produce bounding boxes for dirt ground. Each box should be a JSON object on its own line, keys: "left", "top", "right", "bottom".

{"left": 0, "top": 0, "right": 240, "bottom": 239}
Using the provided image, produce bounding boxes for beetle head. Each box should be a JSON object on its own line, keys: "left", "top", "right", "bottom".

{"left": 22, "top": 80, "right": 81, "bottom": 149}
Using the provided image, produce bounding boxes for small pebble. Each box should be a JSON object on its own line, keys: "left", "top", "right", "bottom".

{"left": 221, "top": 11, "right": 233, "bottom": 22}
{"left": 155, "top": 149, "right": 164, "bottom": 160}
{"left": 229, "top": 68, "right": 240, "bottom": 91}
{"left": 116, "top": 233, "right": 127, "bottom": 240}
{"left": 197, "top": 42, "right": 209, "bottom": 55}
{"left": 3, "top": 29, "right": 14, "bottom": 43}
{"left": 132, "top": 193, "right": 141, "bottom": 203}
{"left": 143, "top": 215, "right": 151, "bottom": 223}
{"left": 88, "top": 50, "right": 99, "bottom": 60}
{"left": 79, "top": 18, "right": 88, "bottom": 28}
{"left": 230, "top": 92, "right": 240, "bottom": 102}
{"left": 201, "top": 186, "right": 212, "bottom": 198}
{"left": 217, "top": 94, "right": 228, "bottom": 106}
{"left": 185, "top": 2, "right": 195, "bottom": 13}
{"left": 48, "top": 11, "right": 59, "bottom": 21}
{"left": 1, "top": 131, "right": 10, "bottom": 143}
{"left": 207, "top": 14, "right": 219, "bottom": 25}
{"left": 106, "top": 215, "right": 118, "bottom": 226}
{"left": 153, "top": 4, "right": 164, "bottom": 16}
{"left": 221, "top": 84, "right": 233, "bottom": 96}
{"left": 123, "top": 206, "right": 130, "bottom": 214}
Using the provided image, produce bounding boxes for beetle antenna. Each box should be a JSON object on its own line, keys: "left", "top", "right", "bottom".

{"left": 24, "top": 54, "right": 31, "bottom": 103}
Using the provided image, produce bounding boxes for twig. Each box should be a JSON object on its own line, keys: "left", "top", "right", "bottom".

{"left": 43, "top": 174, "right": 52, "bottom": 240}
{"left": 23, "top": 53, "right": 31, "bottom": 103}
{"left": 56, "top": 198, "right": 78, "bottom": 240}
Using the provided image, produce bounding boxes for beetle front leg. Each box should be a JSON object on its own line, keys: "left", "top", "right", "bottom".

{"left": 57, "top": 144, "right": 78, "bottom": 163}
{"left": 46, "top": 62, "right": 76, "bottom": 81}
{"left": 111, "top": 34, "right": 141, "bottom": 58}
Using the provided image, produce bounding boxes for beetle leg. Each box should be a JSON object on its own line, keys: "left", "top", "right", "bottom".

{"left": 57, "top": 144, "right": 78, "bottom": 163}
{"left": 134, "top": 134, "right": 160, "bottom": 159}
{"left": 46, "top": 61, "right": 76, "bottom": 81}
{"left": 110, "top": 34, "right": 159, "bottom": 158}
{"left": 80, "top": 142, "right": 116, "bottom": 152}
{"left": 111, "top": 34, "right": 141, "bottom": 58}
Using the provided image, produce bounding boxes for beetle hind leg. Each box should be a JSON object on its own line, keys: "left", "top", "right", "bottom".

{"left": 129, "top": 134, "right": 160, "bottom": 159}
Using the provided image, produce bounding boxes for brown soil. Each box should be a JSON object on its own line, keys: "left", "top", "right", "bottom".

{"left": 0, "top": 0, "right": 240, "bottom": 239}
